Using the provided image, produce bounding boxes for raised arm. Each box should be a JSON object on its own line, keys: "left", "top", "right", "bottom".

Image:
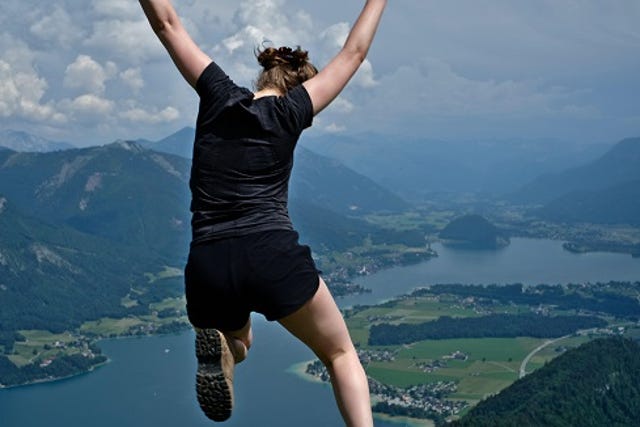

{"left": 303, "top": 0, "right": 387, "bottom": 115}
{"left": 139, "top": 0, "right": 211, "bottom": 88}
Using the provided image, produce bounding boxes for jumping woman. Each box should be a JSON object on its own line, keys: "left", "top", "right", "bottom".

{"left": 139, "top": 1, "right": 386, "bottom": 425}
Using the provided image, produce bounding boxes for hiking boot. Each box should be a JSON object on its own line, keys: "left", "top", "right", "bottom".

{"left": 195, "top": 328, "right": 235, "bottom": 421}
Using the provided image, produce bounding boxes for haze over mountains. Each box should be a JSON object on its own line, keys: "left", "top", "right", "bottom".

{"left": 0, "top": 130, "right": 74, "bottom": 153}
{"left": 513, "top": 137, "right": 640, "bottom": 226}
{"left": 301, "top": 133, "right": 611, "bottom": 200}
{"left": 514, "top": 137, "right": 640, "bottom": 204}
{"left": 3, "top": 127, "right": 638, "bottom": 224}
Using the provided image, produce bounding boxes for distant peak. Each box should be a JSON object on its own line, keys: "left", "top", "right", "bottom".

{"left": 113, "top": 140, "right": 146, "bottom": 153}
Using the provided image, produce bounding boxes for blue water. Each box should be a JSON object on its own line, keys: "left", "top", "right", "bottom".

{"left": 2, "top": 238, "right": 640, "bottom": 427}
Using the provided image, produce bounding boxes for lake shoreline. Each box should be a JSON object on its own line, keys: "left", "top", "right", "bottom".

{"left": 287, "top": 358, "right": 437, "bottom": 427}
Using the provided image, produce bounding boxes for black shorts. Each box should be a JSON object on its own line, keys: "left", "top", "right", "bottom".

{"left": 184, "top": 229, "right": 320, "bottom": 331}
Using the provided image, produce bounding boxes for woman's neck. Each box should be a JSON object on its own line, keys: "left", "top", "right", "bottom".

{"left": 253, "top": 88, "right": 283, "bottom": 99}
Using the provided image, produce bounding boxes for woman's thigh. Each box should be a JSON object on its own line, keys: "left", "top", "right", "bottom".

{"left": 278, "top": 278, "right": 355, "bottom": 363}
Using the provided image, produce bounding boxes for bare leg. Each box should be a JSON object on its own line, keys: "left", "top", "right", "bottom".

{"left": 279, "top": 278, "right": 373, "bottom": 427}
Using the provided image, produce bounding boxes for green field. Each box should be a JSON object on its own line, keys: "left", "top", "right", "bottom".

{"left": 361, "top": 337, "right": 540, "bottom": 401}
{"left": 150, "top": 296, "right": 186, "bottom": 312}
{"left": 345, "top": 291, "right": 632, "bottom": 406}
{"left": 10, "top": 330, "right": 81, "bottom": 367}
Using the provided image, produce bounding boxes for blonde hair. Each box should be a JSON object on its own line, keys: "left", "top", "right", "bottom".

{"left": 255, "top": 46, "right": 318, "bottom": 93}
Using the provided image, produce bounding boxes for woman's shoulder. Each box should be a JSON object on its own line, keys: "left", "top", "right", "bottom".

{"left": 196, "top": 61, "right": 251, "bottom": 100}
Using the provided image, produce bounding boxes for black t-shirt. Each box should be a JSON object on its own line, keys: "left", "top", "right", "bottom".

{"left": 190, "top": 61, "right": 313, "bottom": 244}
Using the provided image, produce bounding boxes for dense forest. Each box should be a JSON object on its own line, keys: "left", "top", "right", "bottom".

{"left": 373, "top": 401, "right": 445, "bottom": 425}
{"left": 368, "top": 313, "right": 606, "bottom": 345}
{"left": 448, "top": 337, "right": 640, "bottom": 426}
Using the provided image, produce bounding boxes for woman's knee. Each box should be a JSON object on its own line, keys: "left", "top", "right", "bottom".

{"left": 318, "top": 346, "right": 357, "bottom": 371}
{"left": 239, "top": 333, "right": 252, "bottom": 351}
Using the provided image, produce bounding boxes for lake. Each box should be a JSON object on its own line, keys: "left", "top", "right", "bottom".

{"left": 2, "top": 238, "right": 640, "bottom": 427}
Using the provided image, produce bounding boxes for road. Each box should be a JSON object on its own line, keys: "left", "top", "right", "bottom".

{"left": 519, "top": 327, "right": 607, "bottom": 378}
{"left": 519, "top": 335, "right": 570, "bottom": 378}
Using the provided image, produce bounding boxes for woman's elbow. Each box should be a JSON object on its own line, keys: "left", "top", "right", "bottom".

{"left": 342, "top": 47, "right": 367, "bottom": 67}
{"left": 151, "top": 19, "right": 174, "bottom": 37}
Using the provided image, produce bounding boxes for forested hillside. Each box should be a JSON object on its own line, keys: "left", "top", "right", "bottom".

{"left": 0, "top": 141, "right": 192, "bottom": 260}
{"left": 439, "top": 215, "right": 508, "bottom": 249}
{"left": 0, "top": 196, "right": 178, "bottom": 342}
{"left": 450, "top": 337, "right": 640, "bottom": 427}
{"left": 0, "top": 135, "right": 420, "bottom": 349}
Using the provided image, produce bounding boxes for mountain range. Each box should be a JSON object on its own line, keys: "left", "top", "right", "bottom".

{"left": 301, "top": 133, "right": 611, "bottom": 201}
{"left": 2, "top": 127, "right": 639, "bottom": 339}
{"left": 513, "top": 137, "right": 640, "bottom": 226}
{"left": 0, "top": 133, "right": 416, "bottom": 339}
{"left": 513, "top": 137, "right": 640, "bottom": 204}
{"left": 0, "top": 141, "right": 192, "bottom": 259}
{"left": 140, "top": 126, "right": 410, "bottom": 215}
{"left": 0, "top": 130, "right": 74, "bottom": 152}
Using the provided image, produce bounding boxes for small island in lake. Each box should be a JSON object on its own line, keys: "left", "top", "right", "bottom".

{"left": 439, "top": 214, "right": 510, "bottom": 249}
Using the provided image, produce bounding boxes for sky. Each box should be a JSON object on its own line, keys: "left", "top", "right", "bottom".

{"left": 0, "top": 0, "right": 639, "bottom": 146}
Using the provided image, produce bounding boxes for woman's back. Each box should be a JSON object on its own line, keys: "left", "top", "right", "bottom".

{"left": 190, "top": 62, "right": 314, "bottom": 244}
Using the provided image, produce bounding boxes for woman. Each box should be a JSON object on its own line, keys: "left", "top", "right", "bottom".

{"left": 139, "top": 1, "right": 386, "bottom": 426}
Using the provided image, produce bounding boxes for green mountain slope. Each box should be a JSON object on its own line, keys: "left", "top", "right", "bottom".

{"left": 0, "top": 141, "right": 192, "bottom": 260}
{"left": 0, "top": 196, "right": 177, "bottom": 337}
{"left": 0, "top": 134, "right": 422, "bottom": 342}
{"left": 450, "top": 337, "right": 640, "bottom": 427}
{"left": 290, "top": 198, "right": 424, "bottom": 251}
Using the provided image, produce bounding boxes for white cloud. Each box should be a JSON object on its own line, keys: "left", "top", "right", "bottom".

{"left": 324, "top": 123, "right": 346, "bottom": 133}
{"left": 84, "top": 19, "right": 164, "bottom": 64}
{"left": 212, "top": 0, "right": 321, "bottom": 86}
{"left": 369, "top": 58, "right": 597, "bottom": 119}
{"left": 119, "top": 106, "right": 180, "bottom": 124}
{"left": 92, "top": 0, "right": 140, "bottom": 20}
{"left": 29, "top": 6, "right": 82, "bottom": 48}
{"left": 1, "top": 0, "right": 638, "bottom": 145}
{"left": 64, "top": 55, "right": 117, "bottom": 94}
{"left": 319, "top": 22, "right": 349, "bottom": 49}
{"left": 327, "top": 97, "right": 355, "bottom": 114}
{"left": 120, "top": 68, "right": 145, "bottom": 92}
{"left": 63, "top": 94, "right": 115, "bottom": 117}
{"left": 0, "top": 35, "right": 66, "bottom": 124}
{"left": 235, "top": 0, "right": 302, "bottom": 46}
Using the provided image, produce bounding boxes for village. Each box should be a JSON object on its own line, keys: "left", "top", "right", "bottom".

{"left": 305, "top": 349, "right": 467, "bottom": 420}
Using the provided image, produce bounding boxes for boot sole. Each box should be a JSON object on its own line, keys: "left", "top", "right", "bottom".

{"left": 195, "top": 329, "right": 233, "bottom": 422}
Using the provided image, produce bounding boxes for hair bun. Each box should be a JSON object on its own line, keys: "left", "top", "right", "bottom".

{"left": 258, "top": 46, "right": 309, "bottom": 70}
